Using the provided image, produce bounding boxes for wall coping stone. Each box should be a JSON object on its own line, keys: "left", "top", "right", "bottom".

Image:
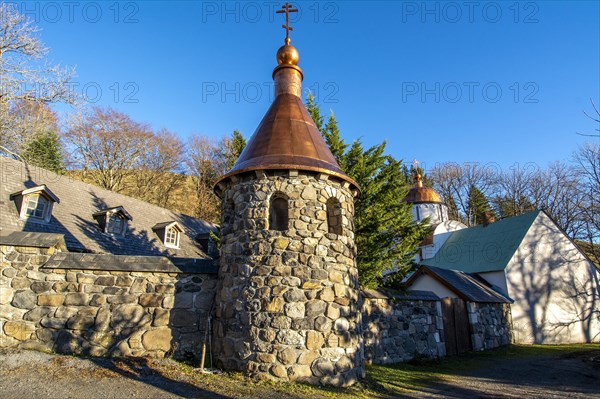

{"left": 362, "top": 288, "right": 440, "bottom": 301}
{"left": 0, "top": 231, "right": 67, "bottom": 250}
{"left": 43, "top": 253, "right": 218, "bottom": 274}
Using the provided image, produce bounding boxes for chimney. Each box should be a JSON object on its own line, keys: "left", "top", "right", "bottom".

{"left": 483, "top": 211, "right": 496, "bottom": 226}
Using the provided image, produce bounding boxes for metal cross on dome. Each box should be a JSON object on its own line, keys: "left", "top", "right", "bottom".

{"left": 276, "top": 2, "right": 298, "bottom": 41}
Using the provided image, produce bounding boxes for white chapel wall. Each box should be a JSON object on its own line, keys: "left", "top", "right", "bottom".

{"left": 506, "top": 212, "right": 600, "bottom": 344}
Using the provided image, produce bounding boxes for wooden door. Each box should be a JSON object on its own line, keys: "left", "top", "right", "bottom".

{"left": 442, "top": 297, "right": 472, "bottom": 356}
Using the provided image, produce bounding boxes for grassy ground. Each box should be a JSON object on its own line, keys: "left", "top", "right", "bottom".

{"left": 161, "top": 344, "right": 600, "bottom": 398}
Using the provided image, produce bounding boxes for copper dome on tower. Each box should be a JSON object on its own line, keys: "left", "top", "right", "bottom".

{"left": 214, "top": 31, "right": 359, "bottom": 194}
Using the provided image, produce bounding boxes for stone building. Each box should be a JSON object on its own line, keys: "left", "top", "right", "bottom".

{"left": 212, "top": 31, "right": 363, "bottom": 385}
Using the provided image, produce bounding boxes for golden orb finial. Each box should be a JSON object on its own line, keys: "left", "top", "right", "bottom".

{"left": 276, "top": 40, "right": 300, "bottom": 65}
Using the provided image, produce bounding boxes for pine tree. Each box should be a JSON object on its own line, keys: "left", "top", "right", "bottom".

{"left": 225, "top": 130, "right": 247, "bottom": 170}
{"left": 306, "top": 98, "right": 430, "bottom": 288}
{"left": 467, "top": 185, "right": 495, "bottom": 225}
{"left": 305, "top": 92, "right": 325, "bottom": 133}
{"left": 22, "top": 130, "right": 64, "bottom": 173}
{"left": 323, "top": 111, "right": 348, "bottom": 162}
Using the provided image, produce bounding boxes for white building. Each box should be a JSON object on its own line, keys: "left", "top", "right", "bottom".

{"left": 408, "top": 209, "right": 600, "bottom": 344}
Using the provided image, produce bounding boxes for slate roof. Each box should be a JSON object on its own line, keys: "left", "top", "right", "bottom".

{"left": 421, "top": 210, "right": 540, "bottom": 273}
{"left": 406, "top": 265, "right": 512, "bottom": 304}
{"left": 0, "top": 156, "right": 217, "bottom": 258}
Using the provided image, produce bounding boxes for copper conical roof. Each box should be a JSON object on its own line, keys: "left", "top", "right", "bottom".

{"left": 214, "top": 38, "right": 359, "bottom": 194}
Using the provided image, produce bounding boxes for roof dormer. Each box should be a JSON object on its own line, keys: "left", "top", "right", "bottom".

{"left": 93, "top": 206, "right": 132, "bottom": 236}
{"left": 152, "top": 221, "right": 183, "bottom": 249}
{"left": 10, "top": 185, "right": 60, "bottom": 223}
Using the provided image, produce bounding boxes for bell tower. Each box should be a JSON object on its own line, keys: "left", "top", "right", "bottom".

{"left": 213, "top": 3, "right": 363, "bottom": 386}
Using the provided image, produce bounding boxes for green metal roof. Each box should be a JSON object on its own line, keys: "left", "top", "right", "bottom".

{"left": 421, "top": 210, "right": 540, "bottom": 273}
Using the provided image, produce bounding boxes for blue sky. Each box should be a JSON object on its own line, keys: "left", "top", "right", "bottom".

{"left": 18, "top": 0, "right": 600, "bottom": 172}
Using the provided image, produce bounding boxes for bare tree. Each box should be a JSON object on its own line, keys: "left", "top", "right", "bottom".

{"left": 185, "top": 131, "right": 246, "bottom": 223}
{"left": 187, "top": 134, "right": 223, "bottom": 223}
{"left": 65, "top": 107, "right": 154, "bottom": 192}
{"left": 573, "top": 142, "right": 600, "bottom": 265}
{"left": 128, "top": 128, "right": 186, "bottom": 208}
{"left": 430, "top": 162, "right": 498, "bottom": 226}
{"left": 528, "top": 161, "right": 585, "bottom": 238}
{"left": 0, "top": 3, "right": 75, "bottom": 105}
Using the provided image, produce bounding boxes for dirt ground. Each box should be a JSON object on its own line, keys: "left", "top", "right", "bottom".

{"left": 399, "top": 350, "right": 600, "bottom": 399}
{"left": 0, "top": 348, "right": 598, "bottom": 398}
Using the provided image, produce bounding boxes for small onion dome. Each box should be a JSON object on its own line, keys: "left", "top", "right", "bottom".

{"left": 404, "top": 173, "right": 443, "bottom": 204}
{"left": 276, "top": 38, "right": 299, "bottom": 65}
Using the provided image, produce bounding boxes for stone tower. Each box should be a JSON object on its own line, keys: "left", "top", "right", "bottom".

{"left": 213, "top": 10, "right": 363, "bottom": 386}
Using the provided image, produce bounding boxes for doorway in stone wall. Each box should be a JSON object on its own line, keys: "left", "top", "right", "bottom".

{"left": 442, "top": 297, "right": 472, "bottom": 355}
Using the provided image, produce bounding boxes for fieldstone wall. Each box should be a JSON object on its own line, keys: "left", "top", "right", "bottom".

{"left": 215, "top": 170, "right": 363, "bottom": 386}
{"left": 361, "top": 289, "right": 446, "bottom": 364}
{"left": 468, "top": 302, "right": 512, "bottom": 351}
{"left": 0, "top": 243, "right": 218, "bottom": 360}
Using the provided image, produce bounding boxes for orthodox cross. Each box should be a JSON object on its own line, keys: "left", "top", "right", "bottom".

{"left": 276, "top": 2, "right": 298, "bottom": 41}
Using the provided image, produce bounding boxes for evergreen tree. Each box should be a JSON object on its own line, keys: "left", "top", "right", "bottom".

{"left": 225, "top": 130, "right": 247, "bottom": 170}
{"left": 22, "top": 130, "right": 64, "bottom": 173}
{"left": 467, "top": 185, "right": 495, "bottom": 225}
{"left": 305, "top": 92, "right": 325, "bottom": 132}
{"left": 306, "top": 98, "right": 430, "bottom": 288}
{"left": 323, "top": 111, "right": 348, "bottom": 162}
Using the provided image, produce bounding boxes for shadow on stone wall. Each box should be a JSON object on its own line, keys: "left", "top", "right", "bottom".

{"left": 0, "top": 242, "right": 221, "bottom": 396}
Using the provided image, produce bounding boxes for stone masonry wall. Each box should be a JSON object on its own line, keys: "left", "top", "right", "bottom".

{"left": 0, "top": 244, "right": 218, "bottom": 360}
{"left": 215, "top": 171, "right": 363, "bottom": 386}
{"left": 468, "top": 302, "right": 512, "bottom": 351}
{"left": 362, "top": 290, "right": 446, "bottom": 364}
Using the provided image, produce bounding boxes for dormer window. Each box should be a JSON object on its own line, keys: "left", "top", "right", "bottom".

{"left": 107, "top": 213, "right": 125, "bottom": 234}
{"left": 152, "top": 221, "right": 182, "bottom": 249}
{"left": 93, "top": 206, "right": 132, "bottom": 236}
{"left": 10, "top": 185, "right": 59, "bottom": 223}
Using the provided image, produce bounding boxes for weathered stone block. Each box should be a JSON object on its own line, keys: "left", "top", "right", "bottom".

{"left": 264, "top": 297, "right": 284, "bottom": 313}
{"left": 23, "top": 306, "right": 52, "bottom": 322}
{"left": 170, "top": 309, "right": 197, "bottom": 327}
{"left": 67, "top": 314, "right": 95, "bottom": 330}
{"left": 37, "top": 294, "right": 65, "bottom": 306}
{"left": 152, "top": 308, "right": 169, "bottom": 327}
{"left": 11, "top": 278, "right": 30, "bottom": 289}
{"left": 64, "top": 293, "right": 89, "bottom": 306}
{"left": 2, "top": 267, "right": 17, "bottom": 278}
{"left": 0, "top": 287, "right": 14, "bottom": 305}
{"left": 284, "top": 302, "right": 305, "bottom": 318}
{"left": 11, "top": 290, "right": 37, "bottom": 309}
{"left": 107, "top": 294, "right": 136, "bottom": 304}
{"left": 40, "top": 316, "right": 67, "bottom": 329}
{"left": 4, "top": 321, "right": 35, "bottom": 340}
{"left": 52, "top": 282, "right": 78, "bottom": 293}
{"left": 142, "top": 328, "right": 172, "bottom": 351}
{"left": 139, "top": 293, "right": 163, "bottom": 307}
{"left": 278, "top": 347, "right": 298, "bottom": 365}
{"left": 95, "top": 276, "right": 116, "bottom": 286}
{"left": 111, "top": 304, "right": 151, "bottom": 330}
{"left": 270, "top": 364, "right": 288, "bottom": 379}
{"left": 54, "top": 306, "right": 78, "bottom": 319}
